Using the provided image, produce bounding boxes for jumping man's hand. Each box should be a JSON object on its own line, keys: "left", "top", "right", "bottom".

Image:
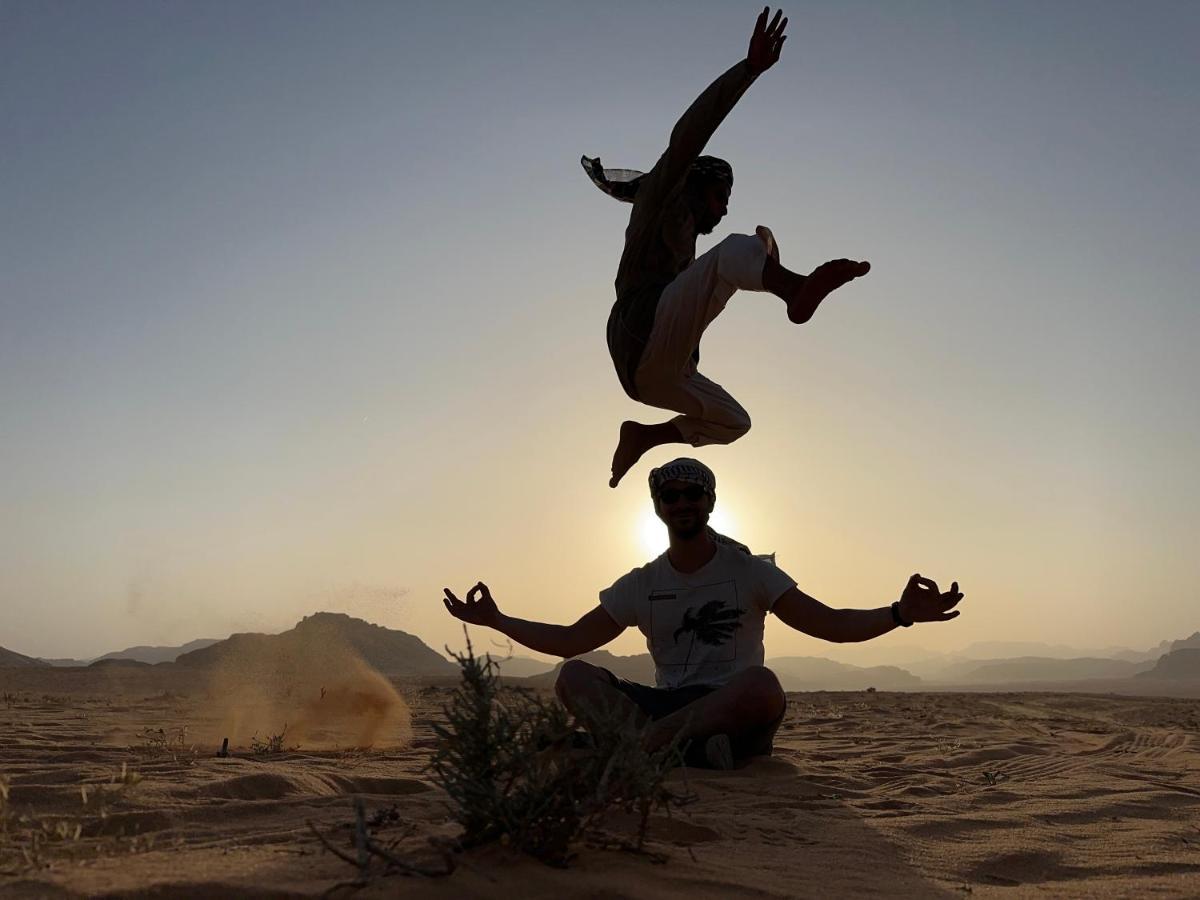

{"left": 898, "top": 574, "right": 964, "bottom": 624}
{"left": 747, "top": 7, "right": 788, "bottom": 77}
{"left": 443, "top": 581, "right": 501, "bottom": 629}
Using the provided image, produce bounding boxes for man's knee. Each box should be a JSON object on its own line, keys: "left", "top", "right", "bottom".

{"left": 715, "top": 233, "right": 768, "bottom": 289}
{"left": 555, "top": 659, "right": 605, "bottom": 704}
{"left": 696, "top": 408, "right": 750, "bottom": 446}
{"left": 732, "top": 666, "right": 785, "bottom": 723}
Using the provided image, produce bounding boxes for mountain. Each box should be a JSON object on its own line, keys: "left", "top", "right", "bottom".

{"left": 767, "top": 657, "right": 922, "bottom": 691}
{"left": 0, "top": 646, "right": 47, "bottom": 668}
{"left": 960, "top": 641, "right": 1100, "bottom": 660}
{"left": 937, "top": 657, "right": 1154, "bottom": 685}
{"left": 174, "top": 612, "right": 457, "bottom": 677}
{"left": 88, "top": 657, "right": 152, "bottom": 669}
{"left": 523, "top": 650, "right": 656, "bottom": 689}
{"left": 488, "top": 655, "right": 557, "bottom": 678}
{"left": 39, "top": 658, "right": 91, "bottom": 667}
{"left": 94, "top": 639, "right": 221, "bottom": 665}
{"left": 1139, "top": 648, "right": 1200, "bottom": 680}
{"left": 521, "top": 653, "right": 920, "bottom": 692}
{"left": 1170, "top": 633, "right": 1200, "bottom": 654}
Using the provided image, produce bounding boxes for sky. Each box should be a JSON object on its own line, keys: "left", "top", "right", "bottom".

{"left": 2, "top": 0, "right": 1198, "bottom": 665}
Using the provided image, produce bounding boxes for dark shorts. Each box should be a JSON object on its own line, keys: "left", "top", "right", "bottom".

{"left": 599, "top": 668, "right": 785, "bottom": 760}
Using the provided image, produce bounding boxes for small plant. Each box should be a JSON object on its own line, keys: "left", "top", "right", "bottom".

{"left": 1, "top": 774, "right": 10, "bottom": 836}
{"left": 134, "top": 725, "right": 194, "bottom": 761}
{"left": 430, "top": 632, "right": 687, "bottom": 866}
{"left": 250, "top": 724, "right": 295, "bottom": 755}
{"left": 80, "top": 763, "right": 143, "bottom": 817}
{"left": 1, "top": 692, "right": 15, "bottom": 707}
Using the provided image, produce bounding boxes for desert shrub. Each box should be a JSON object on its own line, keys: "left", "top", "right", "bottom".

{"left": 250, "top": 724, "right": 295, "bottom": 755}
{"left": 0, "top": 774, "right": 10, "bottom": 836}
{"left": 134, "top": 725, "right": 194, "bottom": 759}
{"left": 430, "top": 636, "right": 686, "bottom": 866}
{"left": 80, "top": 763, "right": 143, "bottom": 817}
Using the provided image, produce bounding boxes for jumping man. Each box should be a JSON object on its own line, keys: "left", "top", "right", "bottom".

{"left": 584, "top": 8, "right": 871, "bottom": 486}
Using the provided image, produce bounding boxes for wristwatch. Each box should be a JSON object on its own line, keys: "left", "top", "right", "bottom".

{"left": 891, "top": 601, "right": 913, "bottom": 628}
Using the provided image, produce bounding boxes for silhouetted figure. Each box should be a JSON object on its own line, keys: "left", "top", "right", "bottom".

{"left": 584, "top": 8, "right": 871, "bottom": 487}
{"left": 442, "top": 457, "right": 964, "bottom": 769}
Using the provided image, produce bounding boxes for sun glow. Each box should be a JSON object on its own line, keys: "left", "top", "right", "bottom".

{"left": 637, "top": 506, "right": 739, "bottom": 558}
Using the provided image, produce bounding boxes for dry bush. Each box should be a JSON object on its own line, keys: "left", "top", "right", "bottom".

{"left": 133, "top": 725, "right": 195, "bottom": 761}
{"left": 250, "top": 724, "right": 296, "bottom": 755}
{"left": 431, "top": 635, "right": 688, "bottom": 866}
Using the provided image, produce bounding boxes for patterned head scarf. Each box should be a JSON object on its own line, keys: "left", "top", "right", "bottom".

{"left": 582, "top": 155, "right": 733, "bottom": 204}
{"left": 648, "top": 457, "right": 715, "bottom": 499}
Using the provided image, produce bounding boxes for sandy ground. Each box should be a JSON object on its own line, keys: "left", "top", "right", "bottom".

{"left": 2, "top": 666, "right": 1199, "bottom": 898}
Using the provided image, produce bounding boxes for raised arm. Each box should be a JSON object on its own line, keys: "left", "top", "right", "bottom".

{"left": 442, "top": 582, "right": 625, "bottom": 658}
{"left": 641, "top": 7, "right": 789, "bottom": 202}
{"left": 773, "top": 575, "right": 964, "bottom": 643}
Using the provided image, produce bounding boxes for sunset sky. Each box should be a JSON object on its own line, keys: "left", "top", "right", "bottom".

{"left": 3, "top": 1, "right": 1198, "bottom": 666}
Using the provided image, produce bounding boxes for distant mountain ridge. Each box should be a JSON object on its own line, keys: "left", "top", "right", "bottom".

{"left": 488, "top": 655, "right": 556, "bottom": 678}
{"left": 767, "top": 656, "right": 922, "bottom": 691}
{"left": 175, "top": 612, "right": 457, "bottom": 677}
{"left": 94, "top": 639, "right": 221, "bottom": 665}
{"left": 928, "top": 656, "right": 1154, "bottom": 684}
{"left": 521, "top": 652, "right": 921, "bottom": 691}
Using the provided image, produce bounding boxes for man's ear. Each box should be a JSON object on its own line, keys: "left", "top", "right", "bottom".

{"left": 707, "top": 493, "right": 717, "bottom": 513}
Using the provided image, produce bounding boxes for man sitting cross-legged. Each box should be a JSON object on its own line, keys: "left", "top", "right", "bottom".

{"left": 442, "top": 458, "right": 964, "bottom": 769}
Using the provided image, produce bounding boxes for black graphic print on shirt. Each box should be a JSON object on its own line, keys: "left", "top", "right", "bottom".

{"left": 648, "top": 580, "right": 746, "bottom": 673}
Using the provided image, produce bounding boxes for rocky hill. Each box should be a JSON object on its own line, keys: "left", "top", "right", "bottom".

{"left": 1138, "top": 648, "right": 1200, "bottom": 680}
{"left": 174, "top": 612, "right": 457, "bottom": 677}
{"left": 523, "top": 650, "right": 656, "bottom": 688}
{"left": 1169, "top": 633, "right": 1200, "bottom": 654}
{"left": 0, "top": 646, "right": 46, "bottom": 668}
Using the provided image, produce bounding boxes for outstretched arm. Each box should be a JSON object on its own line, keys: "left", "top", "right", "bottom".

{"left": 642, "top": 7, "right": 789, "bottom": 202}
{"left": 773, "top": 574, "right": 964, "bottom": 643}
{"left": 442, "top": 582, "right": 625, "bottom": 658}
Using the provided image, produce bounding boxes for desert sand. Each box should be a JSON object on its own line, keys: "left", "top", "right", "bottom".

{"left": 2, "top": 662, "right": 1199, "bottom": 898}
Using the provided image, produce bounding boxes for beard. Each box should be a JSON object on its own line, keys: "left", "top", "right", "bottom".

{"left": 694, "top": 211, "right": 722, "bottom": 235}
{"left": 666, "top": 509, "right": 710, "bottom": 540}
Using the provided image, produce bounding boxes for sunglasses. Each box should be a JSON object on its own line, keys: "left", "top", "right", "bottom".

{"left": 658, "top": 485, "right": 708, "bottom": 504}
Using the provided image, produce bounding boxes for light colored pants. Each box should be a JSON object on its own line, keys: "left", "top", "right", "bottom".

{"left": 634, "top": 233, "right": 768, "bottom": 446}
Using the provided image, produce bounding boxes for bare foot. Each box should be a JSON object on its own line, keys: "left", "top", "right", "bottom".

{"left": 610, "top": 420, "right": 651, "bottom": 488}
{"left": 787, "top": 258, "right": 870, "bottom": 324}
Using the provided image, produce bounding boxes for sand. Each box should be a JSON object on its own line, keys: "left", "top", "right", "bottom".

{"left": 2, "top": 664, "right": 1199, "bottom": 898}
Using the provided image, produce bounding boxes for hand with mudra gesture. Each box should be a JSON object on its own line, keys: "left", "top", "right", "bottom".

{"left": 747, "top": 6, "right": 788, "bottom": 77}
{"left": 896, "top": 574, "right": 965, "bottom": 626}
{"left": 442, "top": 581, "right": 501, "bottom": 629}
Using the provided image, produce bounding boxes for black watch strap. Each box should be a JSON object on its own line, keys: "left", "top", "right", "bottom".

{"left": 891, "top": 600, "right": 913, "bottom": 628}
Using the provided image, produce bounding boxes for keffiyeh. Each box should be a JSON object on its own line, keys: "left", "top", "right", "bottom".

{"left": 582, "top": 155, "right": 732, "bottom": 204}
{"left": 648, "top": 457, "right": 716, "bottom": 498}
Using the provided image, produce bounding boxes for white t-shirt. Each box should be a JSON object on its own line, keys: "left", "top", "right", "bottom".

{"left": 600, "top": 545, "right": 797, "bottom": 689}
